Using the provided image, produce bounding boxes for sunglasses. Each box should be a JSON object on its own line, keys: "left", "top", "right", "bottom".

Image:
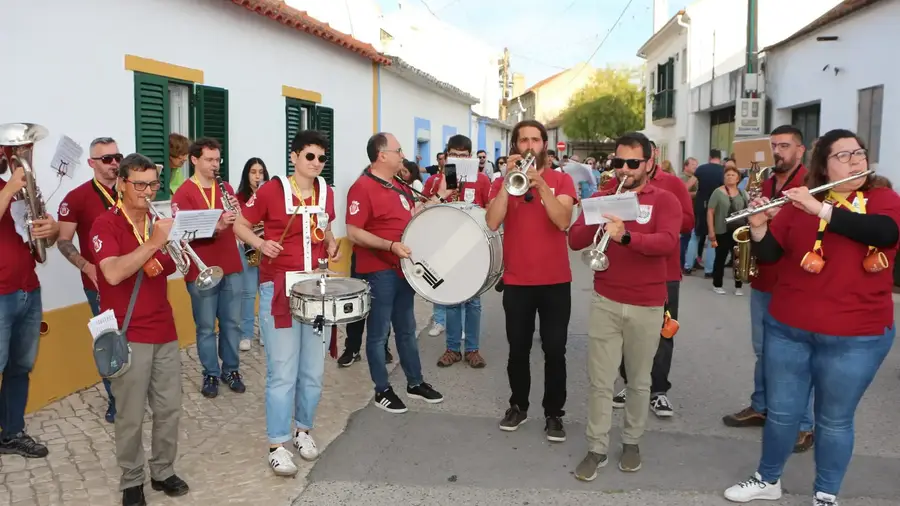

{"left": 126, "top": 179, "right": 162, "bottom": 191}
{"left": 302, "top": 152, "right": 328, "bottom": 163}
{"left": 611, "top": 158, "right": 644, "bottom": 170}
{"left": 92, "top": 153, "right": 124, "bottom": 164}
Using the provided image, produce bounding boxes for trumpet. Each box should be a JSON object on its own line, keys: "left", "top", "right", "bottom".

{"left": 581, "top": 176, "right": 628, "bottom": 271}
{"left": 504, "top": 150, "right": 537, "bottom": 197}
{"left": 144, "top": 196, "right": 224, "bottom": 290}
{"left": 597, "top": 169, "right": 616, "bottom": 187}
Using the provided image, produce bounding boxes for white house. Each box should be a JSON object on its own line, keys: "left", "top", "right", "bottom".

{"left": 472, "top": 113, "right": 512, "bottom": 164}
{"left": 764, "top": 0, "right": 893, "bottom": 180}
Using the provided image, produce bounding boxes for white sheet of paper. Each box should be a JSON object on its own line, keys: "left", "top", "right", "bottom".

{"left": 169, "top": 209, "right": 222, "bottom": 242}
{"left": 88, "top": 309, "right": 119, "bottom": 342}
{"left": 581, "top": 192, "right": 641, "bottom": 225}
{"left": 10, "top": 200, "right": 29, "bottom": 243}
{"left": 50, "top": 136, "right": 84, "bottom": 178}
{"left": 446, "top": 157, "right": 480, "bottom": 184}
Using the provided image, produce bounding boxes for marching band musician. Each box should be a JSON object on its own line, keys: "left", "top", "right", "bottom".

{"left": 172, "top": 138, "right": 246, "bottom": 398}
{"left": 424, "top": 134, "right": 491, "bottom": 368}
{"left": 0, "top": 161, "right": 57, "bottom": 459}
{"left": 723, "top": 129, "right": 900, "bottom": 506}
{"left": 90, "top": 154, "right": 189, "bottom": 505}
{"left": 235, "top": 157, "right": 270, "bottom": 349}
{"left": 569, "top": 132, "right": 681, "bottom": 478}
{"left": 485, "top": 120, "right": 577, "bottom": 442}
{"left": 57, "top": 136, "right": 121, "bottom": 424}
{"left": 722, "top": 125, "right": 815, "bottom": 454}
{"left": 234, "top": 130, "right": 337, "bottom": 476}
{"left": 345, "top": 132, "right": 445, "bottom": 415}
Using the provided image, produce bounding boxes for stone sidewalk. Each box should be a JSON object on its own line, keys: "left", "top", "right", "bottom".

{"left": 0, "top": 301, "right": 434, "bottom": 506}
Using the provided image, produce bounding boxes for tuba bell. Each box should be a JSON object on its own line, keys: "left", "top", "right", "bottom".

{"left": 0, "top": 123, "right": 51, "bottom": 263}
{"left": 731, "top": 163, "right": 769, "bottom": 283}
{"left": 504, "top": 150, "right": 536, "bottom": 197}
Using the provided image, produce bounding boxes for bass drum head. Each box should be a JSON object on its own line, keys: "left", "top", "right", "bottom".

{"left": 401, "top": 204, "right": 492, "bottom": 305}
{"left": 291, "top": 277, "right": 368, "bottom": 297}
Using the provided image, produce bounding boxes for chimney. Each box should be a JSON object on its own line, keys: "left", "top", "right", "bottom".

{"left": 511, "top": 73, "right": 525, "bottom": 98}
{"left": 653, "top": 0, "right": 668, "bottom": 33}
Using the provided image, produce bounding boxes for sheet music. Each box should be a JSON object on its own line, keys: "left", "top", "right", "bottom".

{"left": 10, "top": 200, "right": 29, "bottom": 243}
{"left": 88, "top": 309, "right": 119, "bottom": 342}
{"left": 169, "top": 209, "right": 222, "bottom": 242}
{"left": 581, "top": 192, "right": 641, "bottom": 225}
{"left": 446, "top": 157, "right": 480, "bottom": 183}
{"left": 50, "top": 136, "right": 84, "bottom": 178}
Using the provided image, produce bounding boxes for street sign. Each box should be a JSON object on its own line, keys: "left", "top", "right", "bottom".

{"left": 556, "top": 141, "right": 566, "bottom": 152}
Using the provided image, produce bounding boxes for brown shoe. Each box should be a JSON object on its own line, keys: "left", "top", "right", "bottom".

{"left": 465, "top": 350, "right": 486, "bottom": 368}
{"left": 723, "top": 406, "right": 766, "bottom": 427}
{"left": 793, "top": 431, "right": 814, "bottom": 453}
{"left": 436, "top": 350, "right": 462, "bottom": 367}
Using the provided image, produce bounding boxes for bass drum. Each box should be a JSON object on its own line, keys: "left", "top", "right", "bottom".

{"left": 401, "top": 203, "right": 503, "bottom": 305}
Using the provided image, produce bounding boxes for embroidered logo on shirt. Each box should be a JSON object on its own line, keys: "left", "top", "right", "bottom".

{"left": 93, "top": 235, "right": 102, "bottom": 253}
{"left": 349, "top": 200, "right": 360, "bottom": 215}
{"left": 171, "top": 202, "right": 179, "bottom": 214}
{"left": 636, "top": 205, "right": 653, "bottom": 225}
{"left": 246, "top": 194, "right": 256, "bottom": 207}
{"left": 399, "top": 194, "right": 411, "bottom": 212}
{"left": 59, "top": 202, "right": 70, "bottom": 217}
{"left": 464, "top": 188, "right": 475, "bottom": 203}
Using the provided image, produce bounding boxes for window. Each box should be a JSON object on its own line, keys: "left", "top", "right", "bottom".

{"left": 709, "top": 107, "right": 736, "bottom": 158}
{"left": 285, "top": 98, "right": 335, "bottom": 184}
{"left": 858, "top": 85, "right": 883, "bottom": 164}
{"left": 133, "top": 72, "right": 229, "bottom": 201}
{"left": 791, "top": 103, "right": 820, "bottom": 166}
{"left": 656, "top": 58, "right": 674, "bottom": 92}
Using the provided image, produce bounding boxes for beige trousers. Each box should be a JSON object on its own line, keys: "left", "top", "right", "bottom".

{"left": 109, "top": 340, "right": 182, "bottom": 490}
{"left": 585, "top": 292, "right": 663, "bottom": 454}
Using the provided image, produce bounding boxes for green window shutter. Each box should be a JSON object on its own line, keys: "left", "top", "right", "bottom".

{"left": 195, "top": 85, "right": 230, "bottom": 181}
{"left": 315, "top": 105, "right": 335, "bottom": 185}
{"left": 286, "top": 99, "right": 304, "bottom": 176}
{"left": 134, "top": 72, "right": 170, "bottom": 201}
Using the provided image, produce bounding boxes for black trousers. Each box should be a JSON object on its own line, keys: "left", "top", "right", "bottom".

{"left": 344, "top": 252, "right": 390, "bottom": 354}
{"left": 713, "top": 233, "right": 742, "bottom": 289}
{"left": 503, "top": 283, "right": 571, "bottom": 418}
{"left": 619, "top": 281, "right": 679, "bottom": 394}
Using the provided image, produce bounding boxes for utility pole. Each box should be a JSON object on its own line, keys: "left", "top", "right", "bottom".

{"left": 744, "top": 0, "right": 758, "bottom": 92}
{"left": 499, "top": 47, "right": 510, "bottom": 121}
{"left": 736, "top": 0, "right": 763, "bottom": 138}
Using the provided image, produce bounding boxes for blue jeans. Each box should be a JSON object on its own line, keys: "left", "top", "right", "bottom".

{"left": 360, "top": 269, "right": 423, "bottom": 393}
{"left": 684, "top": 231, "right": 714, "bottom": 273}
{"left": 258, "top": 282, "right": 325, "bottom": 444}
{"left": 679, "top": 232, "right": 691, "bottom": 269}
{"left": 432, "top": 304, "right": 446, "bottom": 327}
{"left": 84, "top": 289, "right": 115, "bottom": 410}
{"left": 0, "top": 289, "right": 42, "bottom": 439}
{"left": 446, "top": 296, "right": 481, "bottom": 352}
{"left": 186, "top": 272, "right": 242, "bottom": 377}
{"left": 238, "top": 253, "right": 260, "bottom": 339}
{"left": 757, "top": 315, "right": 894, "bottom": 495}
{"left": 750, "top": 289, "right": 814, "bottom": 431}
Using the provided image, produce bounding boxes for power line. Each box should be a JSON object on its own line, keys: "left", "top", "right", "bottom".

{"left": 565, "top": 0, "right": 636, "bottom": 85}
{"left": 510, "top": 52, "right": 569, "bottom": 71}
{"left": 418, "top": 0, "right": 438, "bottom": 17}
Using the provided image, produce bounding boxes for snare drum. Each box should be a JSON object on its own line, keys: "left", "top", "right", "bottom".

{"left": 400, "top": 202, "right": 503, "bottom": 305}
{"left": 289, "top": 278, "right": 371, "bottom": 326}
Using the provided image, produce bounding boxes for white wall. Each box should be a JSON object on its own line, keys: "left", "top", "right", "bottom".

{"left": 765, "top": 0, "right": 900, "bottom": 182}
{"left": 484, "top": 124, "right": 510, "bottom": 162}
{"left": 2, "top": 0, "right": 374, "bottom": 311}
{"left": 286, "top": 0, "right": 384, "bottom": 50}
{"left": 642, "top": 26, "right": 689, "bottom": 168}
{"left": 380, "top": 71, "right": 472, "bottom": 161}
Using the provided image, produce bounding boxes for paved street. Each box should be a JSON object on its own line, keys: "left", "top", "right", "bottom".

{"left": 299, "top": 252, "right": 900, "bottom": 506}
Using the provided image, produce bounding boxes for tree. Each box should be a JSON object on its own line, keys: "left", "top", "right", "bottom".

{"left": 560, "top": 67, "right": 645, "bottom": 141}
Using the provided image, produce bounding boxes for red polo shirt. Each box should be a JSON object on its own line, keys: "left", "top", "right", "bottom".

{"left": 488, "top": 169, "right": 578, "bottom": 286}
{"left": 751, "top": 165, "right": 808, "bottom": 293}
{"left": 0, "top": 180, "right": 39, "bottom": 295}
{"left": 424, "top": 172, "right": 492, "bottom": 208}
{"left": 345, "top": 172, "right": 414, "bottom": 274}
{"left": 90, "top": 209, "right": 178, "bottom": 344}
{"left": 171, "top": 178, "right": 243, "bottom": 283}
{"left": 767, "top": 187, "right": 900, "bottom": 336}
{"left": 648, "top": 167, "right": 695, "bottom": 281}
{"left": 569, "top": 184, "right": 680, "bottom": 306}
{"left": 58, "top": 179, "right": 117, "bottom": 290}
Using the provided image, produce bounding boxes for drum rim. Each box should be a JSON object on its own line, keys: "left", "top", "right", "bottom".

{"left": 290, "top": 278, "right": 370, "bottom": 297}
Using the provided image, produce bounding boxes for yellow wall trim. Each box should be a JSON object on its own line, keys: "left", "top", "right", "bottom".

{"left": 124, "top": 54, "right": 204, "bottom": 83}
{"left": 282, "top": 85, "right": 322, "bottom": 104}
{"left": 372, "top": 62, "right": 379, "bottom": 134}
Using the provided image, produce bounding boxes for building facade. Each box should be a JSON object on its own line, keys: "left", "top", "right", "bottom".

{"left": 471, "top": 114, "right": 512, "bottom": 164}
{"left": 509, "top": 63, "right": 596, "bottom": 126}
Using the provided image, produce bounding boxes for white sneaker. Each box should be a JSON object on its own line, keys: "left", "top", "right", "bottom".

{"left": 735, "top": 288, "right": 744, "bottom": 296}
{"left": 293, "top": 431, "right": 319, "bottom": 461}
{"left": 814, "top": 491, "right": 838, "bottom": 505}
{"left": 268, "top": 446, "right": 298, "bottom": 476}
{"left": 428, "top": 324, "right": 444, "bottom": 337}
{"left": 724, "top": 472, "right": 782, "bottom": 502}
{"left": 239, "top": 339, "right": 252, "bottom": 351}
{"left": 713, "top": 287, "right": 727, "bottom": 295}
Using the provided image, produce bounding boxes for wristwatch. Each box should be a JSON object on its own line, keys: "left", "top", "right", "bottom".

{"left": 621, "top": 231, "right": 631, "bottom": 245}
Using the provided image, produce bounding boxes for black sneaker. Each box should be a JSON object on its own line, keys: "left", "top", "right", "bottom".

{"left": 0, "top": 432, "right": 49, "bottom": 458}
{"left": 122, "top": 485, "right": 146, "bottom": 506}
{"left": 221, "top": 371, "right": 246, "bottom": 393}
{"left": 201, "top": 375, "right": 219, "bottom": 398}
{"left": 374, "top": 387, "right": 408, "bottom": 414}
{"left": 545, "top": 416, "right": 566, "bottom": 442}
{"left": 337, "top": 349, "right": 361, "bottom": 367}
{"left": 499, "top": 406, "right": 528, "bottom": 431}
{"left": 650, "top": 394, "right": 674, "bottom": 418}
{"left": 150, "top": 474, "right": 190, "bottom": 497}
{"left": 612, "top": 388, "right": 627, "bottom": 409}
{"left": 407, "top": 382, "right": 443, "bottom": 404}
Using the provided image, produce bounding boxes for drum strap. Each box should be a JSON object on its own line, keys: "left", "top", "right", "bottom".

{"left": 275, "top": 176, "right": 328, "bottom": 272}
{"left": 364, "top": 170, "right": 414, "bottom": 206}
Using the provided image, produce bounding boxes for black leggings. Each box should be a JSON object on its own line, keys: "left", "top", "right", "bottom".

{"left": 713, "top": 233, "right": 742, "bottom": 289}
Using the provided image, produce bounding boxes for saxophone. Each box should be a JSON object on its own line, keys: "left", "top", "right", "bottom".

{"left": 731, "top": 164, "right": 769, "bottom": 283}
{"left": 217, "top": 172, "right": 262, "bottom": 267}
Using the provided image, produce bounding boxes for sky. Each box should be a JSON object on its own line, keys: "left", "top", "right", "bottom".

{"left": 376, "top": 0, "right": 685, "bottom": 88}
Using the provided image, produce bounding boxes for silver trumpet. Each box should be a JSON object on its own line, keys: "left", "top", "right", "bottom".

{"left": 144, "top": 196, "right": 224, "bottom": 290}
{"left": 504, "top": 149, "right": 537, "bottom": 197}
{"left": 581, "top": 176, "right": 628, "bottom": 272}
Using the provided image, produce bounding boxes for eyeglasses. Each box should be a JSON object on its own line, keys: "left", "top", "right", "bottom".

{"left": 381, "top": 148, "right": 403, "bottom": 156}
{"left": 126, "top": 179, "right": 162, "bottom": 191}
{"left": 831, "top": 148, "right": 867, "bottom": 163}
{"left": 91, "top": 153, "right": 124, "bottom": 164}
{"left": 303, "top": 152, "right": 328, "bottom": 163}
{"left": 610, "top": 158, "right": 644, "bottom": 170}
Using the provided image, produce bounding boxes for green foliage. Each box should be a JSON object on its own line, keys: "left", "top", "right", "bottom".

{"left": 561, "top": 67, "right": 645, "bottom": 141}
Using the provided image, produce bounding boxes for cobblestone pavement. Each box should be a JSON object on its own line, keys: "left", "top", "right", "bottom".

{"left": 0, "top": 300, "right": 434, "bottom": 506}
